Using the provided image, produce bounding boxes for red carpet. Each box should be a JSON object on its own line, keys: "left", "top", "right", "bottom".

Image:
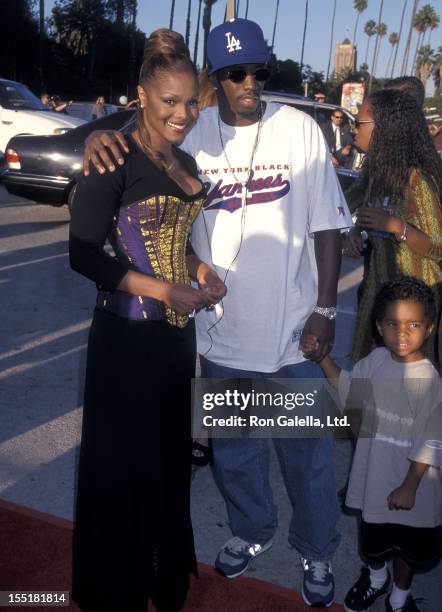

{"left": 0, "top": 498, "right": 344, "bottom": 611}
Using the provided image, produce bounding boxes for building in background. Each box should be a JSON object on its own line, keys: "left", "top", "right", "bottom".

{"left": 334, "top": 39, "right": 356, "bottom": 75}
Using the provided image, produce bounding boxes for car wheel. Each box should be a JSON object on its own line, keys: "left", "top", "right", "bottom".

{"left": 67, "top": 183, "right": 77, "bottom": 214}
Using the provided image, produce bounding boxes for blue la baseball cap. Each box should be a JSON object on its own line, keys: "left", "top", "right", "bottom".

{"left": 207, "top": 18, "right": 271, "bottom": 75}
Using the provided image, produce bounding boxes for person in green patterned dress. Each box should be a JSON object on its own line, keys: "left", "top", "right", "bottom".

{"left": 349, "top": 88, "right": 442, "bottom": 366}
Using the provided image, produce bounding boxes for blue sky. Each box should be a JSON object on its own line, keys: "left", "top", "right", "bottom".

{"left": 46, "top": 1, "right": 441, "bottom": 86}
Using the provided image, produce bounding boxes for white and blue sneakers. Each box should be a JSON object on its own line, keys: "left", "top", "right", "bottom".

{"left": 301, "top": 557, "right": 335, "bottom": 608}
{"left": 215, "top": 536, "right": 273, "bottom": 579}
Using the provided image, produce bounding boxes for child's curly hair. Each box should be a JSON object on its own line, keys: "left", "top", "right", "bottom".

{"left": 374, "top": 277, "right": 436, "bottom": 324}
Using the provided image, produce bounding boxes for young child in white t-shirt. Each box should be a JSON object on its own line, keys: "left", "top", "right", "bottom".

{"left": 301, "top": 277, "right": 441, "bottom": 612}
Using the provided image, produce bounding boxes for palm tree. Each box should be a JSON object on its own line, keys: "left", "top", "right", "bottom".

{"left": 39, "top": 0, "right": 45, "bottom": 86}
{"left": 426, "top": 6, "right": 440, "bottom": 45}
{"left": 245, "top": 0, "right": 249, "bottom": 18}
{"left": 415, "top": 43, "right": 434, "bottom": 85}
{"left": 372, "top": 22, "right": 387, "bottom": 77}
{"left": 129, "top": 0, "right": 138, "bottom": 94}
{"left": 363, "top": 19, "right": 377, "bottom": 66}
{"left": 300, "top": 0, "right": 309, "bottom": 74}
{"left": 431, "top": 45, "right": 442, "bottom": 96}
{"left": 193, "top": 0, "right": 203, "bottom": 64}
{"left": 386, "top": 32, "right": 399, "bottom": 77}
{"left": 271, "top": 0, "right": 280, "bottom": 51}
{"left": 368, "top": 0, "right": 385, "bottom": 93}
{"left": 169, "top": 0, "right": 176, "bottom": 29}
{"left": 350, "top": 0, "right": 367, "bottom": 69}
{"left": 411, "top": 6, "right": 431, "bottom": 73}
{"left": 185, "top": 0, "right": 192, "bottom": 46}
{"left": 326, "top": 0, "right": 337, "bottom": 81}
{"left": 202, "top": 0, "right": 218, "bottom": 68}
{"left": 401, "top": 0, "right": 420, "bottom": 75}
{"left": 391, "top": 0, "right": 408, "bottom": 77}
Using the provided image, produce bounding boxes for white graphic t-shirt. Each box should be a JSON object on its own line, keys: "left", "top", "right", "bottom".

{"left": 182, "top": 103, "right": 352, "bottom": 372}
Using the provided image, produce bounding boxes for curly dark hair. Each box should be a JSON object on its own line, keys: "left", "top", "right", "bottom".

{"left": 363, "top": 89, "right": 442, "bottom": 203}
{"left": 373, "top": 277, "right": 436, "bottom": 324}
{"left": 384, "top": 76, "right": 425, "bottom": 107}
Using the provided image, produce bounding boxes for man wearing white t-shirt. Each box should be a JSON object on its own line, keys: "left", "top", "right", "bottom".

{"left": 82, "top": 18, "right": 352, "bottom": 608}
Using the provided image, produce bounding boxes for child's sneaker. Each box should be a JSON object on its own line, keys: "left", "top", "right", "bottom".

{"left": 344, "top": 566, "right": 391, "bottom": 611}
{"left": 385, "top": 594, "right": 420, "bottom": 612}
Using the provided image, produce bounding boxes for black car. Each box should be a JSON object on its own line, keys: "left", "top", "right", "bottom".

{"left": 1, "top": 94, "right": 359, "bottom": 208}
{"left": 1, "top": 110, "right": 136, "bottom": 208}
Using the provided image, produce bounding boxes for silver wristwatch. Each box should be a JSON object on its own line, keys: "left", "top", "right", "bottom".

{"left": 313, "top": 306, "right": 337, "bottom": 320}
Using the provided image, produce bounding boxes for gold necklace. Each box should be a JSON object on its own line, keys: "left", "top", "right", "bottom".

{"left": 164, "top": 158, "right": 177, "bottom": 173}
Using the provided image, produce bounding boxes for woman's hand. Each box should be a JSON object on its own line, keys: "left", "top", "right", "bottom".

{"left": 83, "top": 130, "right": 129, "bottom": 176}
{"left": 355, "top": 207, "right": 403, "bottom": 235}
{"left": 160, "top": 283, "right": 209, "bottom": 316}
{"left": 197, "top": 266, "right": 227, "bottom": 305}
{"left": 342, "top": 227, "right": 364, "bottom": 258}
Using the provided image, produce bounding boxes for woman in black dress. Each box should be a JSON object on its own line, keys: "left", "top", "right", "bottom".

{"left": 69, "top": 29, "right": 225, "bottom": 612}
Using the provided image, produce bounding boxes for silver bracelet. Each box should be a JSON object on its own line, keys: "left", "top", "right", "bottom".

{"left": 313, "top": 306, "right": 337, "bottom": 320}
{"left": 395, "top": 221, "right": 408, "bottom": 242}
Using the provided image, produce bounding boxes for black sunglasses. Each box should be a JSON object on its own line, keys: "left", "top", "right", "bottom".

{"left": 226, "top": 67, "right": 270, "bottom": 84}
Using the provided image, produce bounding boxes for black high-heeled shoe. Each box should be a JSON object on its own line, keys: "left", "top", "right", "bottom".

{"left": 191, "top": 441, "right": 213, "bottom": 466}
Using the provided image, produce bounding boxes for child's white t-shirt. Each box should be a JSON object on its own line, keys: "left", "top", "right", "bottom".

{"left": 339, "top": 347, "right": 442, "bottom": 527}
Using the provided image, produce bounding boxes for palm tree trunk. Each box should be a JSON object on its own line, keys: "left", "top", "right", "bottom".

{"left": 411, "top": 31, "right": 423, "bottom": 74}
{"left": 300, "top": 0, "right": 309, "bottom": 73}
{"left": 401, "top": 0, "right": 419, "bottom": 75}
{"left": 369, "top": 0, "right": 384, "bottom": 92}
{"left": 373, "top": 37, "right": 384, "bottom": 77}
{"left": 326, "top": 0, "right": 337, "bottom": 81}
{"left": 350, "top": 11, "right": 361, "bottom": 69}
{"left": 391, "top": 0, "right": 408, "bottom": 77}
{"left": 193, "top": 0, "right": 203, "bottom": 64}
{"left": 39, "top": 0, "right": 45, "bottom": 88}
{"left": 116, "top": 0, "right": 124, "bottom": 26}
{"left": 271, "top": 0, "right": 280, "bottom": 51}
{"left": 364, "top": 35, "right": 371, "bottom": 65}
{"left": 185, "top": 0, "right": 192, "bottom": 46}
{"left": 129, "top": 0, "right": 138, "bottom": 95}
{"left": 386, "top": 46, "right": 394, "bottom": 77}
{"left": 169, "top": 0, "right": 176, "bottom": 29}
{"left": 202, "top": 1, "right": 214, "bottom": 69}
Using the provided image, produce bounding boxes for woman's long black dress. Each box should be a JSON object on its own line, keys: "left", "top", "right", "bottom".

{"left": 69, "top": 140, "right": 204, "bottom": 611}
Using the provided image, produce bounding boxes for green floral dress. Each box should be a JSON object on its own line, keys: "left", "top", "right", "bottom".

{"left": 351, "top": 169, "right": 442, "bottom": 365}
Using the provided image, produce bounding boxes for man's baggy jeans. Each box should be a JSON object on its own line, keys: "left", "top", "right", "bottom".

{"left": 200, "top": 356, "right": 340, "bottom": 561}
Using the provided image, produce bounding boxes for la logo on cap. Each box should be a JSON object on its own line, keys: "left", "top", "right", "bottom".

{"left": 225, "top": 32, "right": 242, "bottom": 53}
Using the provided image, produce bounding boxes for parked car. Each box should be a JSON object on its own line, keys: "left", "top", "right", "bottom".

{"left": 0, "top": 79, "right": 86, "bottom": 155}
{"left": 0, "top": 93, "right": 359, "bottom": 208}
{"left": 67, "top": 101, "right": 119, "bottom": 122}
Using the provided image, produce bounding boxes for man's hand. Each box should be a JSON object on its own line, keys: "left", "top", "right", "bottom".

{"left": 387, "top": 484, "right": 417, "bottom": 511}
{"left": 341, "top": 144, "right": 352, "bottom": 156}
{"left": 197, "top": 266, "right": 227, "bottom": 305}
{"left": 355, "top": 207, "right": 403, "bottom": 235}
{"left": 83, "top": 130, "right": 129, "bottom": 176}
{"left": 299, "top": 334, "right": 319, "bottom": 359}
{"left": 300, "top": 312, "right": 334, "bottom": 362}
